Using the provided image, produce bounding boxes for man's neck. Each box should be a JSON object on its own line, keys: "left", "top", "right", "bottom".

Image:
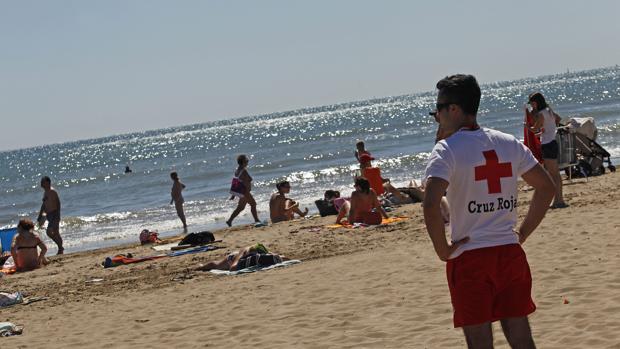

{"left": 460, "top": 116, "right": 479, "bottom": 130}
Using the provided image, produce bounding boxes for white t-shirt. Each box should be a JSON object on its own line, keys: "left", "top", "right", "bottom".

{"left": 539, "top": 108, "right": 557, "bottom": 145}
{"left": 424, "top": 127, "right": 539, "bottom": 259}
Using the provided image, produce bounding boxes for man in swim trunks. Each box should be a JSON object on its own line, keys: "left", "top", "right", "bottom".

{"left": 269, "top": 181, "right": 308, "bottom": 223}
{"left": 170, "top": 171, "right": 188, "bottom": 229}
{"left": 37, "top": 176, "right": 64, "bottom": 255}
{"left": 423, "top": 74, "right": 555, "bottom": 348}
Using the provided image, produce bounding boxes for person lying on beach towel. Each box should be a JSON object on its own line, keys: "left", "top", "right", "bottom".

{"left": 194, "top": 243, "right": 288, "bottom": 272}
{"left": 103, "top": 253, "right": 167, "bottom": 268}
{"left": 382, "top": 179, "right": 424, "bottom": 205}
{"left": 208, "top": 260, "right": 301, "bottom": 276}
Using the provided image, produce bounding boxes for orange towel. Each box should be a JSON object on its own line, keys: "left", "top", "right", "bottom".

{"left": 326, "top": 216, "right": 408, "bottom": 229}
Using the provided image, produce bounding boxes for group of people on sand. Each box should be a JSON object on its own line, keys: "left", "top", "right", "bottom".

{"left": 8, "top": 72, "right": 572, "bottom": 349}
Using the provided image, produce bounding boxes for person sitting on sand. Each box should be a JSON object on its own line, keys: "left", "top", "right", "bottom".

{"left": 324, "top": 190, "right": 351, "bottom": 224}
{"left": 348, "top": 177, "right": 388, "bottom": 225}
{"left": 10, "top": 219, "right": 48, "bottom": 272}
{"left": 269, "top": 181, "right": 308, "bottom": 223}
{"left": 195, "top": 243, "right": 287, "bottom": 271}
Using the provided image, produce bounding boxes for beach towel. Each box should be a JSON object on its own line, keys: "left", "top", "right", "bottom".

{"left": 326, "top": 216, "right": 409, "bottom": 229}
{"left": 209, "top": 260, "right": 301, "bottom": 276}
{"left": 152, "top": 242, "right": 182, "bottom": 251}
{"left": 0, "top": 292, "right": 23, "bottom": 307}
{"left": 0, "top": 322, "right": 23, "bottom": 337}
{"left": 102, "top": 254, "right": 167, "bottom": 268}
{"left": 0, "top": 228, "right": 17, "bottom": 254}
{"left": 167, "top": 245, "right": 220, "bottom": 257}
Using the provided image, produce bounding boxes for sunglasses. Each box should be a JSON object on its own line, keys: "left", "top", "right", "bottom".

{"left": 429, "top": 102, "right": 454, "bottom": 119}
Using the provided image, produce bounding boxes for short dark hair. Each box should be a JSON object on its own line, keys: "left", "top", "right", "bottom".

{"left": 436, "top": 74, "right": 481, "bottom": 115}
{"left": 41, "top": 176, "right": 51, "bottom": 184}
{"left": 528, "top": 92, "right": 548, "bottom": 111}
{"left": 237, "top": 154, "right": 248, "bottom": 166}
{"left": 324, "top": 190, "right": 340, "bottom": 200}
{"left": 276, "top": 180, "right": 290, "bottom": 191}
{"left": 354, "top": 176, "right": 370, "bottom": 194}
{"left": 170, "top": 171, "right": 178, "bottom": 179}
{"left": 356, "top": 140, "right": 365, "bottom": 149}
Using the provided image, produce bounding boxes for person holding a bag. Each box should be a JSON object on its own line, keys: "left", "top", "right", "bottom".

{"left": 226, "top": 154, "right": 261, "bottom": 227}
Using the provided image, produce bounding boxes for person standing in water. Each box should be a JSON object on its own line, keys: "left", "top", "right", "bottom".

{"left": 226, "top": 154, "right": 261, "bottom": 227}
{"left": 170, "top": 172, "right": 187, "bottom": 229}
{"left": 354, "top": 140, "right": 374, "bottom": 170}
{"left": 37, "top": 176, "right": 64, "bottom": 254}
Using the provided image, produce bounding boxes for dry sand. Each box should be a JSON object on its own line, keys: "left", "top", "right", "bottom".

{"left": 1, "top": 172, "right": 619, "bottom": 348}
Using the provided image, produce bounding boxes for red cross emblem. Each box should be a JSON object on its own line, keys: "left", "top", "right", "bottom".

{"left": 474, "top": 150, "right": 513, "bottom": 194}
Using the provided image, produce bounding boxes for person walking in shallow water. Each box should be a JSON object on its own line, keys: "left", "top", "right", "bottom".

{"left": 170, "top": 171, "right": 187, "bottom": 230}
{"left": 37, "top": 176, "right": 64, "bottom": 255}
{"left": 424, "top": 74, "right": 555, "bottom": 348}
{"left": 226, "top": 154, "right": 261, "bottom": 227}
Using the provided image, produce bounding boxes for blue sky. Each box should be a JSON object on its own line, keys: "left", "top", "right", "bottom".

{"left": 1, "top": 0, "right": 619, "bottom": 151}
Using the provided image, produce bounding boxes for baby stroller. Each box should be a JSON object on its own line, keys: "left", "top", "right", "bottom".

{"left": 561, "top": 117, "right": 615, "bottom": 178}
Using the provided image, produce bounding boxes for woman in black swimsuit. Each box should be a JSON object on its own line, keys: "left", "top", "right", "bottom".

{"left": 10, "top": 219, "right": 48, "bottom": 272}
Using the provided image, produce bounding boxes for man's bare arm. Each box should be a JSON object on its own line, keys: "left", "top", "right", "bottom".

{"left": 517, "top": 164, "right": 555, "bottom": 243}
{"left": 423, "top": 177, "right": 468, "bottom": 261}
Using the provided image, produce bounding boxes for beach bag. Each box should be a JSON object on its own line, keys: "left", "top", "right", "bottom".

{"left": 230, "top": 169, "right": 247, "bottom": 198}
{"left": 315, "top": 199, "right": 338, "bottom": 217}
{"left": 178, "top": 231, "right": 215, "bottom": 246}
{"left": 139, "top": 230, "right": 160, "bottom": 245}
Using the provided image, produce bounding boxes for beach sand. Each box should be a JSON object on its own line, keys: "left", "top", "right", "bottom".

{"left": 2, "top": 172, "right": 619, "bottom": 348}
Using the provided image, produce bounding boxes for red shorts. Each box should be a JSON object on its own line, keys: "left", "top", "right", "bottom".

{"left": 446, "top": 244, "right": 536, "bottom": 327}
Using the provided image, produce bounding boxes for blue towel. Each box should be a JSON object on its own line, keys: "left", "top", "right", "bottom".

{"left": 166, "top": 245, "right": 219, "bottom": 257}
{"left": 0, "top": 228, "right": 17, "bottom": 254}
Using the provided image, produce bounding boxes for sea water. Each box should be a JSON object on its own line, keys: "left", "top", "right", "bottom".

{"left": 1, "top": 66, "right": 619, "bottom": 253}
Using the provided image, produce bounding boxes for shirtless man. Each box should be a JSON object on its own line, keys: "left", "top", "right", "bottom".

{"left": 170, "top": 172, "right": 187, "bottom": 229}
{"left": 348, "top": 176, "right": 388, "bottom": 225}
{"left": 269, "top": 181, "right": 308, "bottom": 223}
{"left": 354, "top": 140, "right": 374, "bottom": 170}
{"left": 37, "top": 176, "right": 64, "bottom": 254}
